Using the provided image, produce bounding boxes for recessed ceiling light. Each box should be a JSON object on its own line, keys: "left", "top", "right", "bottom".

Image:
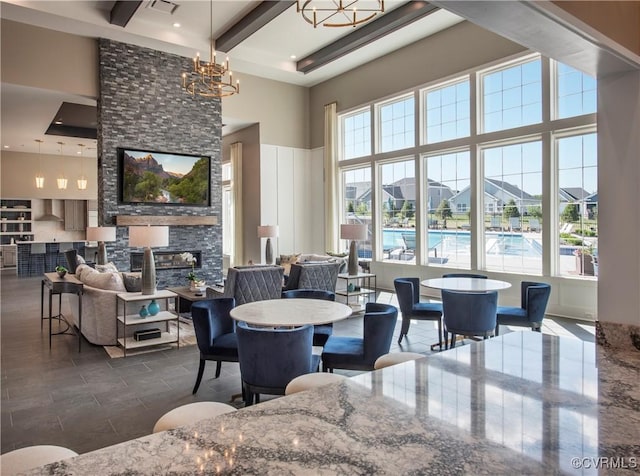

{"left": 290, "top": 55, "right": 297, "bottom": 59}
{"left": 173, "top": 22, "right": 181, "bottom": 28}
{"left": 54, "top": 120, "right": 63, "bottom": 125}
{"left": 3, "top": 145, "right": 9, "bottom": 148}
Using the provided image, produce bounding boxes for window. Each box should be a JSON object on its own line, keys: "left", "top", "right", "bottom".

{"left": 424, "top": 79, "right": 470, "bottom": 143}
{"left": 380, "top": 160, "right": 415, "bottom": 263}
{"left": 342, "top": 109, "right": 371, "bottom": 160}
{"left": 557, "top": 133, "right": 598, "bottom": 277}
{"left": 482, "top": 58, "right": 542, "bottom": 133}
{"left": 483, "top": 141, "right": 543, "bottom": 275}
{"left": 426, "top": 150, "right": 471, "bottom": 269}
{"left": 555, "top": 62, "right": 597, "bottom": 119}
{"left": 342, "top": 167, "right": 372, "bottom": 258}
{"left": 379, "top": 96, "right": 415, "bottom": 152}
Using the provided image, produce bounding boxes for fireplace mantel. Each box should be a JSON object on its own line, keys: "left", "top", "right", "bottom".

{"left": 116, "top": 215, "right": 217, "bottom": 226}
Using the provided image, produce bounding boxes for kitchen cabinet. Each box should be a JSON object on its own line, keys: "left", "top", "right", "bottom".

{"left": 1, "top": 245, "right": 17, "bottom": 268}
{"left": 64, "top": 200, "right": 86, "bottom": 231}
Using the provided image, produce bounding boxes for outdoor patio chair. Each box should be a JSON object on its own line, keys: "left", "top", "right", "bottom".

{"left": 509, "top": 217, "right": 521, "bottom": 231}
{"left": 528, "top": 218, "right": 540, "bottom": 232}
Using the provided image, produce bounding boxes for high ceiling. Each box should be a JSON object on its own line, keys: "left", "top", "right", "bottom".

{"left": 1, "top": 0, "right": 463, "bottom": 157}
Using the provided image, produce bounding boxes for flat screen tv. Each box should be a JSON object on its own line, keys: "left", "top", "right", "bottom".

{"left": 118, "top": 148, "right": 211, "bottom": 206}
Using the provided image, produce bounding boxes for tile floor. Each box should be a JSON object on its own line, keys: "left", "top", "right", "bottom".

{"left": 0, "top": 272, "right": 595, "bottom": 455}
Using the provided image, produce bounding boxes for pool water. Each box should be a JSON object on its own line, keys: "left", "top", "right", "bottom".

{"left": 382, "top": 229, "right": 542, "bottom": 257}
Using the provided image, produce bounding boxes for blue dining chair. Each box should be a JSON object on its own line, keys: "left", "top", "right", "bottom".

{"left": 441, "top": 290, "right": 497, "bottom": 349}
{"left": 321, "top": 303, "right": 397, "bottom": 372}
{"left": 190, "top": 298, "right": 238, "bottom": 394}
{"left": 236, "top": 322, "right": 319, "bottom": 406}
{"left": 394, "top": 277, "right": 442, "bottom": 346}
{"left": 495, "top": 281, "right": 551, "bottom": 335}
{"left": 281, "top": 289, "right": 336, "bottom": 346}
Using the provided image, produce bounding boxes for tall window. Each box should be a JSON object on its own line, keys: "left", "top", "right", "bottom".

{"left": 342, "top": 167, "right": 372, "bottom": 258}
{"left": 557, "top": 133, "right": 598, "bottom": 277}
{"left": 342, "top": 108, "right": 371, "bottom": 160}
{"left": 555, "top": 63, "right": 597, "bottom": 119}
{"left": 379, "top": 96, "right": 415, "bottom": 152}
{"left": 380, "top": 160, "right": 415, "bottom": 263}
{"left": 483, "top": 141, "right": 543, "bottom": 275}
{"left": 426, "top": 151, "right": 471, "bottom": 268}
{"left": 482, "top": 58, "right": 542, "bottom": 133}
{"left": 424, "top": 79, "right": 470, "bottom": 143}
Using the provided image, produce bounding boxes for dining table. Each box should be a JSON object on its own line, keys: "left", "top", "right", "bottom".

{"left": 229, "top": 298, "right": 353, "bottom": 327}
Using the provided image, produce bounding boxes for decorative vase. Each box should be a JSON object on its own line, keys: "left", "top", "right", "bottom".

{"left": 148, "top": 299, "right": 160, "bottom": 316}
{"left": 190, "top": 280, "right": 205, "bottom": 292}
{"left": 139, "top": 305, "right": 149, "bottom": 318}
{"left": 56, "top": 270, "right": 67, "bottom": 279}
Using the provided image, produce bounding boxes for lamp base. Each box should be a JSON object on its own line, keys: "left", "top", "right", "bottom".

{"left": 348, "top": 240, "right": 359, "bottom": 276}
{"left": 97, "top": 241, "right": 107, "bottom": 265}
{"left": 265, "top": 237, "right": 273, "bottom": 265}
{"left": 141, "top": 247, "right": 156, "bottom": 295}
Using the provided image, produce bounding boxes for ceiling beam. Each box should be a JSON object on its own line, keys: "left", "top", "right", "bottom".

{"left": 216, "top": 1, "right": 296, "bottom": 53}
{"left": 110, "top": 1, "right": 143, "bottom": 28}
{"left": 297, "top": 1, "right": 440, "bottom": 74}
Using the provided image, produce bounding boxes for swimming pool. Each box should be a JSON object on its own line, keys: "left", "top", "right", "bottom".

{"left": 382, "top": 229, "right": 542, "bottom": 257}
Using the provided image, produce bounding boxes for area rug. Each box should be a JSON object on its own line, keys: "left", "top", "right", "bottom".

{"left": 103, "top": 319, "right": 197, "bottom": 359}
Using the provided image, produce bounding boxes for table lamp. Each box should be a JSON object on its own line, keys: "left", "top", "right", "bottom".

{"left": 129, "top": 225, "right": 169, "bottom": 295}
{"left": 340, "top": 224, "right": 368, "bottom": 276}
{"left": 257, "top": 225, "right": 278, "bottom": 265}
{"left": 86, "top": 227, "right": 117, "bottom": 265}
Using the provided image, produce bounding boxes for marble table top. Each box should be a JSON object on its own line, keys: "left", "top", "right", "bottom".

{"left": 230, "top": 298, "right": 353, "bottom": 327}
{"left": 422, "top": 277, "right": 512, "bottom": 292}
{"left": 25, "top": 332, "right": 640, "bottom": 475}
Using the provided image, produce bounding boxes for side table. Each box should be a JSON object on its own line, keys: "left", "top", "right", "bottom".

{"left": 41, "top": 273, "right": 83, "bottom": 351}
{"left": 336, "top": 273, "right": 377, "bottom": 312}
{"left": 168, "top": 286, "right": 214, "bottom": 319}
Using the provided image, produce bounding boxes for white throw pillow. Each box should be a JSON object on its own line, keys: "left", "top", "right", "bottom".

{"left": 80, "top": 266, "right": 126, "bottom": 292}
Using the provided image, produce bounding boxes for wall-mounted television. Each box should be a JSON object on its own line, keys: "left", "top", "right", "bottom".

{"left": 118, "top": 148, "right": 211, "bottom": 206}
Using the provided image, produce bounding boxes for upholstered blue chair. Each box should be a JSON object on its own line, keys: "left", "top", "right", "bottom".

{"left": 441, "top": 290, "right": 497, "bottom": 349}
{"left": 496, "top": 281, "right": 551, "bottom": 335}
{"left": 321, "top": 303, "right": 397, "bottom": 372}
{"left": 236, "top": 322, "right": 319, "bottom": 406}
{"left": 281, "top": 289, "right": 336, "bottom": 346}
{"left": 191, "top": 298, "right": 238, "bottom": 394}
{"left": 394, "top": 277, "right": 442, "bottom": 346}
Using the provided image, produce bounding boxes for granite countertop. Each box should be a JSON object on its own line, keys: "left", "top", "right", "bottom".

{"left": 25, "top": 332, "right": 640, "bottom": 475}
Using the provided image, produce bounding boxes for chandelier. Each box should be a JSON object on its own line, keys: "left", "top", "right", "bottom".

{"left": 297, "top": 0, "right": 384, "bottom": 28}
{"left": 181, "top": 0, "right": 239, "bottom": 98}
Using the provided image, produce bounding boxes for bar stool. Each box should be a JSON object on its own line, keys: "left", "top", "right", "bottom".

{"left": 374, "top": 352, "right": 425, "bottom": 370}
{"left": 152, "top": 402, "right": 237, "bottom": 433}
{"left": 285, "top": 372, "right": 347, "bottom": 395}
{"left": 29, "top": 242, "right": 47, "bottom": 276}
{"left": 57, "top": 242, "right": 74, "bottom": 267}
{"left": 0, "top": 445, "right": 78, "bottom": 475}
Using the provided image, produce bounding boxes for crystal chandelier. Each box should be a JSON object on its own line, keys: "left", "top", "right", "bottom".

{"left": 181, "top": 0, "right": 239, "bottom": 98}
{"left": 297, "top": 0, "right": 384, "bottom": 28}
{"left": 56, "top": 142, "right": 68, "bottom": 190}
{"left": 77, "top": 143, "right": 87, "bottom": 190}
{"left": 34, "top": 139, "right": 45, "bottom": 189}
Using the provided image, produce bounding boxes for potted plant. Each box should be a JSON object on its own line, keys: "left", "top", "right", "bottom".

{"left": 181, "top": 252, "right": 204, "bottom": 291}
{"left": 55, "top": 265, "right": 68, "bottom": 278}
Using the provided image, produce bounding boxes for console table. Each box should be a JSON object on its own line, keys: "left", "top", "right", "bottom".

{"left": 41, "top": 273, "right": 83, "bottom": 351}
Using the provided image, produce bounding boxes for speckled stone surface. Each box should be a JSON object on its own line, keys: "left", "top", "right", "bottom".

{"left": 597, "top": 321, "right": 640, "bottom": 352}
{"left": 24, "top": 332, "right": 640, "bottom": 475}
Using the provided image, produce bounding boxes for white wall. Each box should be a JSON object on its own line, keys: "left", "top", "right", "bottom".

{"left": 260, "top": 145, "right": 325, "bottom": 261}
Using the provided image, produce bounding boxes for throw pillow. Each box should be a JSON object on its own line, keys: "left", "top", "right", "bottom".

{"left": 121, "top": 272, "right": 142, "bottom": 292}
{"left": 76, "top": 254, "right": 86, "bottom": 264}
{"left": 95, "top": 262, "right": 118, "bottom": 273}
{"left": 279, "top": 253, "right": 301, "bottom": 276}
{"left": 80, "top": 267, "right": 127, "bottom": 292}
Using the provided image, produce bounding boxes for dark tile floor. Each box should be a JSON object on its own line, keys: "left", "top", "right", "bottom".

{"left": 0, "top": 271, "right": 595, "bottom": 455}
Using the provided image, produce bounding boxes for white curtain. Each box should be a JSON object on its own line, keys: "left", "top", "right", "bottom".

{"left": 230, "top": 142, "right": 243, "bottom": 267}
{"left": 324, "top": 102, "right": 339, "bottom": 253}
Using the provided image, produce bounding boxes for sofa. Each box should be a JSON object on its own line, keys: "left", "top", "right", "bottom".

{"left": 211, "top": 265, "right": 284, "bottom": 305}
{"left": 62, "top": 264, "right": 159, "bottom": 345}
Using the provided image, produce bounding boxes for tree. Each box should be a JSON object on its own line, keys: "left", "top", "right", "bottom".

{"left": 562, "top": 203, "right": 580, "bottom": 223}
{"left": 400, "top": 200, "right": 414, "bottom": 220}
{"left": 134, "top": 171, "right": 162, "bottom": 202}
{"left": 347, "top": 201, "right": 355, "bottom": 213}
{"left": 356, "top": 201, "right": 369, "bottom": 216}
{"left": 436, "top": 199, "right": 452, "bottom": 228}
{"left": 528, "top": 206, "right": 543, "bottom": 219}
{"left": 503, "top": 199, "right": 520, "bottom": 219}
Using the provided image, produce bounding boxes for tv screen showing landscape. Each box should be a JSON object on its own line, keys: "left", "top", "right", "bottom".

{"left": 119, "top": 148, "right": 211, "bottom": 206}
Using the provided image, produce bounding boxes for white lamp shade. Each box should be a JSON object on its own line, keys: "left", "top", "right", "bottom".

{"left": 340, "top": 224, "right": 367, "bottom": 241}
{"left": 129, "top": 226, "right": 169, "bottom": 248}
{"left": 257, "top": 225, "right": 279, "bottom": 238}
{"left": 86, "top": 227, "right": 116, "bottom": 242}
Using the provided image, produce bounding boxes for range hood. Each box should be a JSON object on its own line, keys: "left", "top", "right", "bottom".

{"left": 36, "top": 199, "right": 63, "bottom": 222}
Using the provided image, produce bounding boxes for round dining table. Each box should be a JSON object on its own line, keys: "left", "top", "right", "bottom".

{"left": 230, "top": 298, "right": 353, "bottom": 327}
{"left": 421, "top": 277, "right": 511, "bottom": 293}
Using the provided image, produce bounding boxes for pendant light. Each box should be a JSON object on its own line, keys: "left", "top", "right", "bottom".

{"left": 56, "top": 141, "right": 68, "bottom": 190}
{"left": 77, "top": 143, "right": 87, "bottom": 190}
{"left": 35, "top": 139, "right": 45, "bottom": 189}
